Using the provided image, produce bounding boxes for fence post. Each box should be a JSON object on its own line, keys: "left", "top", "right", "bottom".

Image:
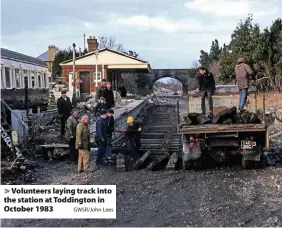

{"left": 176, "top": 99, "right": 180, "bottom": 125}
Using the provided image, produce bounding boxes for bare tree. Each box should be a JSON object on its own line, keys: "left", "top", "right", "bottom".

{"left": 187, "top": 60, "right": 200, "bottom": 90}
{"left": 98, "top": 35, "right": 125, "bottom": 52}
{"left": 121, "top": 73, "right": 138, "bottom": 93}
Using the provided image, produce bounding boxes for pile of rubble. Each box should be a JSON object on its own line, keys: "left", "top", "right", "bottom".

{"left": 182, "top": 106, "right": 261, "bottom": 125}
{"left": 1, "top": 159, "right": 39, "bottom": 184}
{"left": 264, "top": 114, "right": 282, "bottom": 166}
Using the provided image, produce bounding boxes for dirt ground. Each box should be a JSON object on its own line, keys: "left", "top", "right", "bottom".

{"left": 2, "top": 96, "right": 282, "bottom": 227}
{"left": 2, "top": 159, "right": 282, "bottom": 227}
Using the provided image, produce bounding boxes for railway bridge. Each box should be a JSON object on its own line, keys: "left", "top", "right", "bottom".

{"left": 150, "top": 69, "right": 190, "bottom": 94}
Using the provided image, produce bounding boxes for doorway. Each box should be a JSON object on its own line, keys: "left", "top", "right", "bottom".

{"left": 79, "top": 71, "right": 90, "bottom": 94}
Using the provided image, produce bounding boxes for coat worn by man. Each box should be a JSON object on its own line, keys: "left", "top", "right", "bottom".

{"left": 198, "top": 70, "right": 215, "bottom": 115}
{"left": 125, "top": 121, "right": 142, "bottom": 160}
{"left": 95, "top": 117, "right": 107, "bottom": 166}
{"left": 75, "top": 122, "right": 90, "bottom": 172}
{"left": 105, "top": 115, "right": 115, "bottom": 157}
{"left": 198, "top": 71, "right": 216, "bottom": 92}
{"left": 235, "top": 58, "right": 254, "bottom": 89}
{"left": 65, "top": 115, "right": 78, "bottom": 162}
{"left": 235, "top": 58, "right": 255, "bottom": 111}
{"left": 57, "top": 96, "right": 72, "bottom": 135}
{"left": 97, "top": 86, "right": 106, "bottom": 99}
{"left": 103, "top": 89, "right": 115, "bottom": 109}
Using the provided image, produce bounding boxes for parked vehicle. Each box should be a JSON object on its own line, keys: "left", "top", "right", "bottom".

{"left": 177, "top": 85, "right": 268, "bottom": 169}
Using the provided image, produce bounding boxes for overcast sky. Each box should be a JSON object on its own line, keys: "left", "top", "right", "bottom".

{"left": 1, "top": 0, "right": 281, "bottom": 68}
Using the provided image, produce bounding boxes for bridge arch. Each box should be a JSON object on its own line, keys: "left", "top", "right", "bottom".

{"left": 150, "top": 69, "right": 189, "bottom": 94}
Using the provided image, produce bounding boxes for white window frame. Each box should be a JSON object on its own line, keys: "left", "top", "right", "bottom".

{"left": 22, "top": 69, "right": 28, "bottom": 88}
{"left": 1, "top": 65, "right": 5, "bottom": 89}
{"left": 37, "top": 72, "right": 42, "bottom": 88}
{"left": 29, "top": 71, "right": 36, "bottom": 88}
{"left": 93, "top": 71, "right": 102, "bottom": 82}
{"left": 43, "top": 72, "right": 49, "bottom": 88}
{"left": 14, "top": 68, "right": 22, "bottom": 89}
{"left": 42, "top": 72, "right": 47, "bottom": 88}
{"left": 19, "top": 68, "right": 23, "bottom": 88}
{"left": 4, "top": 66, "right": 12, "bottom": 89}
{"left": 68, "top": 72, "right": 77, "bottom": 89}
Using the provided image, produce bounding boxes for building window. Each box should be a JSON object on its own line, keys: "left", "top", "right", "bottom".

{"left": 1, "top": 66, "right": 4, "bottom": 88}
{"left": 37, "top": 72, "right": 42, "bottom": 88}
{"left": 68, "top": 72, "right": 77, "bottom": 84}
{"left": 15, "top": 68, "right": 21, "bottom": 88}
{"left": 30, "top": 71, "right": 36, "bottom": 88}
{"left": 5, "top": 67, "right": 11, "bottom": 88}
{"left": 93, "top": 71, "right": 102, "bottom": 82}
{"left": 42, "top": 73, "right": 47, "bottom": 88}
{"left": 22, "top": 70, "right": 28, "bottom": 88}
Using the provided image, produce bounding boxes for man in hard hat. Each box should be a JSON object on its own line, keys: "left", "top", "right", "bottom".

{"left": 122, "top": 116, "right": 142, "bottom": 161}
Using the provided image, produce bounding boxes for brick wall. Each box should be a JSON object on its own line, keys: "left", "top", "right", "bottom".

{"left": 61, "top": 65, "right": 108, "bottom": 93}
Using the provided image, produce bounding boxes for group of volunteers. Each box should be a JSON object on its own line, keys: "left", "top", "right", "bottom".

{"left": 57, "top": 80, "right": 141, "bottom": 172}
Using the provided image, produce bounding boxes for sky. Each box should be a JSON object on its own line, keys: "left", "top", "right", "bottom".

{"left": 1, "top": 0, "right": 281, "bottom": 69}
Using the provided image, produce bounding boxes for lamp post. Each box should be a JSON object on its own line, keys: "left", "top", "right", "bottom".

{"left": 94, "top": 49, "right": 99, "bottom": 88}
{"left": 72, "top": 43, "right": 77, "bottom": 108}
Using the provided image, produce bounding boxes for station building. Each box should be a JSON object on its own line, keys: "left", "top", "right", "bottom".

{"left": 59, "top": 36, "right": 151, "bottom": 96}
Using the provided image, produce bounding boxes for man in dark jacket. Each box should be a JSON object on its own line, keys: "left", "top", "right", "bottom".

{"left": 105, "top": 109, "right": 115, "bottom": 157}
{"left": 65, "top": 109, "right": 79, "bottom": 163}
{"left": 235, "top": 57, "right": 255, "bottom": 112}
{"left": 96, "top": 79, "right": 107, "bottom": 99}
{"left": 118, "top": 86, "right": 127, "bottom": 98}
{"left": 197, "top": 67, "right": 216, "bottom": 116}
{"left": 103, "top": 81, "right": 115, "bottom": 109}
{"left": 95, "top": 110, "right": 108, "bottom": 168}
{"left": 122, "top": 116, "right": 142, "bottom": 161}
{"left": 57, "top": 90, "right": 72, "bottom": 136}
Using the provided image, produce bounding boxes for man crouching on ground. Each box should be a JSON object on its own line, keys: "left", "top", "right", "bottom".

{"left": 76, "top": 114, "right": 90, "bottom": 173}
{"left": 95, "top": 110, "right": 108, "bottom": 169}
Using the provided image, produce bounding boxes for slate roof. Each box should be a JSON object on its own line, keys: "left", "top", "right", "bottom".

{"left": 37, "top": 51, "right": 49, "bottom": 61}
{"left": 60, "top": 48, "right": 149, "bottom": 64}
{"left": 1, "top": 48, "right": 46, "bottom": 67}
{"left": 37, "top": 48, "right": 59, "bottom": 61}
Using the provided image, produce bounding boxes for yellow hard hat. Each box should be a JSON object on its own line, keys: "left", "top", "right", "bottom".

{"left": 127, "top": 116, "right": 134, "bottom": 123}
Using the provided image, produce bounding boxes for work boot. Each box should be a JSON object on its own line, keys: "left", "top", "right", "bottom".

{"left": 239, "top": 109, "right": 246, "bottom": 114}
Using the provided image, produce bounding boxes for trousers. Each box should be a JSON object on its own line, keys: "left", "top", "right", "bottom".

{"left": 128, "top": 137, "right": 141, "bottom": 161}
{"left": 60, "top": 116, "right": 68, "bottom": 136}
{"left": 96, "top": 139, "right": 106, "bottom": 166}
{"left": 238, "top": 88, "right": 248, "bottom": 111}
{"left": 105, "top": 135, "right": 112, "bottom": 157}
{"left": 77, "top": 149, "right": 90, "bottom": 172}
{"left": 201, "top": 90, "right": 213, "bottom": 114}
{"left": 69, "top": 138, "right": 78, "bottom": 162}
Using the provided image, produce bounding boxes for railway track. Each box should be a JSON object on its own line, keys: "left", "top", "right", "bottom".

{"left": 112, "top": 104, "right": 182, "bottom": 171}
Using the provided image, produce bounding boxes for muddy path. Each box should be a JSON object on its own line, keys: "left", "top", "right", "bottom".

{"left": 2, "top": 158, "right": 282, "bottom": 227}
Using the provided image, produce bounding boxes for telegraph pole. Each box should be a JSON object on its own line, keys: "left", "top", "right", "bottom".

{"left": 72, "top": 43, "right": 77, "bottom": 108}
{"left": 83, "top": 33, "right": 86, "bottom": 51}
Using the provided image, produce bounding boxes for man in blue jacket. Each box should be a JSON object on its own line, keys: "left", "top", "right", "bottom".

{"left": 95, "top": 110, "right": 108, "bottom": 168}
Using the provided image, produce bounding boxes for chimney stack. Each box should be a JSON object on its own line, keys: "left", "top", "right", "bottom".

{"left": 87, "top": 36, "right": 98, "bottom": 52}
{"left": 48, "top": 45, "right": 56, "bottom": 61}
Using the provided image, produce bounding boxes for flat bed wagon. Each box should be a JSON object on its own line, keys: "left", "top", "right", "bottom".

{"left": 177, "top": 85, "right": 268, "bottom": 169}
